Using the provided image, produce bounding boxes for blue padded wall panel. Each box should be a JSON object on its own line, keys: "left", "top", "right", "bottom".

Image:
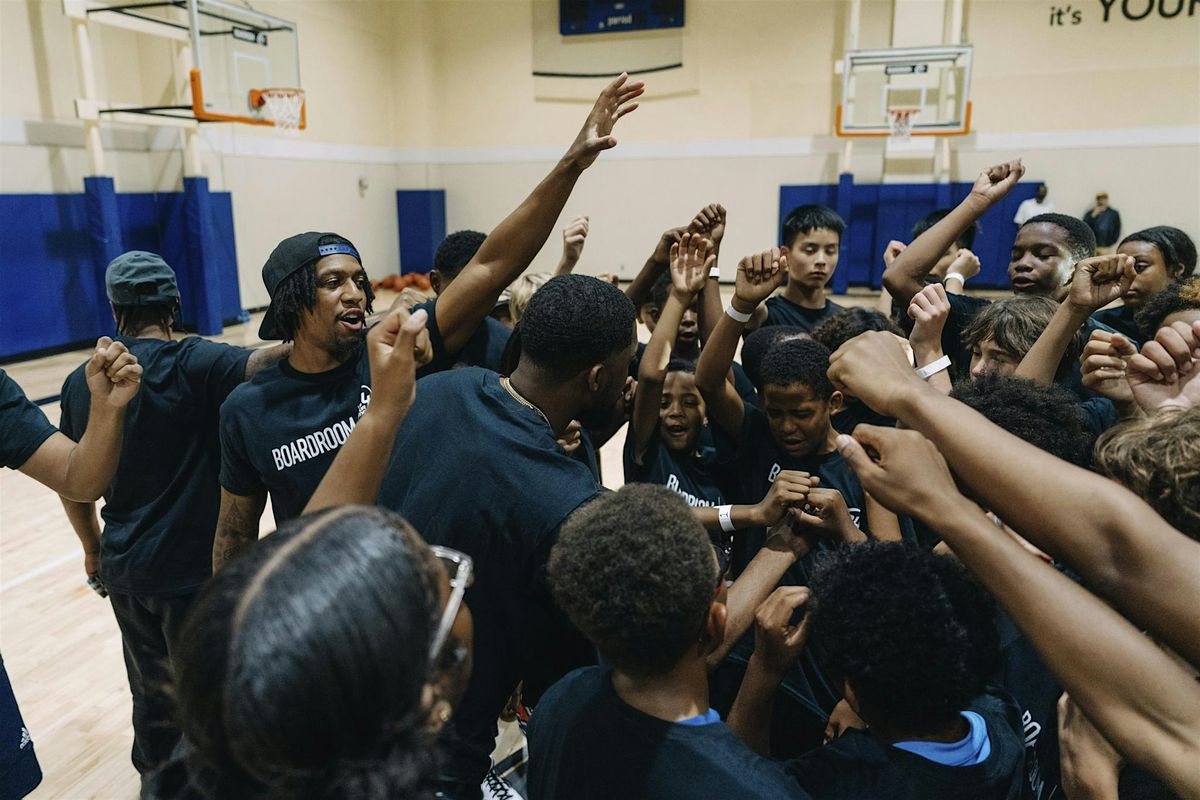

{"left": 396, "top": 190, "right": 446, "bottom": 274}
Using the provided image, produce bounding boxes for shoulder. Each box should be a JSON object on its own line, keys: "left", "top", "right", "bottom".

{"left": 787, "top": 730, "right": 890, "bottom": 789}
{"left": 530, "top": 666, "right": 608, "bottom": 730}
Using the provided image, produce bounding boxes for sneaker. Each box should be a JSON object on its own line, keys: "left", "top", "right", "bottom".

{"left": 482, "top": 768, "right": 525, "bottom": 800}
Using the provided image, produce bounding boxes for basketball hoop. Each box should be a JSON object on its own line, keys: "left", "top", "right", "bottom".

{"left": 249, "top": 88, "right": 306, "bottom": 131}
{"left": 887, "top": 107, "right": 921, "bottom": 141}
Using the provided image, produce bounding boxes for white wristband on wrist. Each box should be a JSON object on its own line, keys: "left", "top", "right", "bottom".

{"left": 724, "top": 304, "right": 752, "bottom": 324}
{"left": 718, "top": 505, "right": 736, "bottom": 533}
{"left": 709, "top": 266, "right": 721, "bottom": 279}
{"left": 915, "top": 355, "right": 952, "bottom": 380}
{"left": 943, "top": 273, "right": 966, "bottom": 285}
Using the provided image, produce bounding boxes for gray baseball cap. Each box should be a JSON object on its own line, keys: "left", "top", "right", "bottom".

{"left": 105, "top": 251, "right": 180, "bottom": 306}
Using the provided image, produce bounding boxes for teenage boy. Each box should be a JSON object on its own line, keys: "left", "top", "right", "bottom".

{"left": 729, "top": 542, "right": 1033, "bottom": 799}
{"left": 56, "top": 251, "right": 289, "bottom": 779}
{"left": 528, "top": 484, "right": 812, "bottom": 800}
{"left": 748, "top": 205, "right": 846, "bottom": 334}
{"left": 213, "top": 74, "right": 645, "bottom": 572}
{"left": 1, "top": 343, "right": 142, "bottom": 799}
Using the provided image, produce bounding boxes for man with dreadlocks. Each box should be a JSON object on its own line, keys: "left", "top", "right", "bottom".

{"left": 56, "top": 251, "right": 289, "bottom": 782}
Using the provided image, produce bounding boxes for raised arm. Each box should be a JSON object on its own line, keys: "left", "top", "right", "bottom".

{"left": 626, "top": 225, "right": 685, "bottom": 308}
{"left": 827, "top": 329, "right": 1200, "bottom": 667}
{"left": 21, "top": 338, "right": 141, "bottom": 501}
{"left": 1080, "top": 330, "right": 1142, "bottom": 420}
{"left": 688, "top": 204, "right": 727, "bottom": 345}
{"left": 630, "top": 234, "right": 711, "bottom": 461}
{"left": 836, "top": 425, "right": 1200, "bottom": 796}
{"left": 303, "top": 307, "right": 431, "bottom": 513}
{"left": 554, "top": 216, "right": 589, "bottom": 275}
{"left": 434, "top": 74, "right": 643, "bottom": 355}
{"left": 882, "top": 159, "right": 1024, "bottom": 307}
{"left": 906, "top": 282, "right": 954, "bottom": 395}
{"left": 1014, "top": 254, "right": 1133, "bottom": 385}
{"left": 694, "top": 249, "right": 786, "bottom": 436}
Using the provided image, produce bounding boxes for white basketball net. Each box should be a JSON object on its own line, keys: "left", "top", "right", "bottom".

{"left": 260, "top": 89, "right": 305, "bottom": 131}
{"left": 888, "top": 108, "right": 920, "bottom": 141}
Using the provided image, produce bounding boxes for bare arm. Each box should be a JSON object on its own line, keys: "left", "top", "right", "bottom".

{"left": 60, "top": 498, "right": 102, "bottom": 583}
{"left": 245, "top": 343, "right": 292, "bottom": 380}
{"left": 828, "top": 330, "right": 1200, "bottom": 667}
{"left": 626, "top": 226, "right": 684, "bottom": 308}
{"left": 1015, "top": 255, "right": 1133, "bottom": 385}
{"left": 212, "top": 488, "right": 267, "bottom": 571}
{"left": 435, "top": 75, "right": 643, "bottom": 355}
{"left": 882, "top": 160, "right": 1024, "bottom": 308}
{"left": 688, "top": 204, "right": 727, "bottom": 345}
{"left": 554, "top": 216, "right": 589, "bottom": 275}
{"left": 840, "top": 426, "right": 1200, "bottom": 795}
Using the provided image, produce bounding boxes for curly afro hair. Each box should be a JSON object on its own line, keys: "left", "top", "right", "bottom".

{"left": 950, "top": 375, "right": 1090, "bottom": 466}
{"left": 519, "top": 275, "right": 636, "bottom": 378}
{"left": 810, "top": 308, "right": 902, "bottom": 354}
{"left": 1120, "top": 226, "right": 1197, "bottom": 282}
{"left": 1135, "top": 276, "right": 1200, "bottom": 340}
{"left": 432, "top": 230, "right": 487, "bottom": 283}
{"left": 1095, "top": 408, "right": 1200, "bottom": 541}
{"left": 549, "top": 484, "right": 717, "bottom": 677}
{"left": 758, "top": 337, "right": 833, "bottom": 398}
{"left": 741, "top": 326, "right": 807, "bottom": 392}
{"left": 1023, "top": 213, "right": 1097, "bottom": 262}
{"left": 809, "top": 541, "right": 998, "bottom": 733}
{"left": 269, "top": 234, "right": 375, "bottom": 342}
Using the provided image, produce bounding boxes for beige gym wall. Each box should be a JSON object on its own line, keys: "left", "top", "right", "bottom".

{"left": 2, "top": 0, "right": 1198, "bottom": 311}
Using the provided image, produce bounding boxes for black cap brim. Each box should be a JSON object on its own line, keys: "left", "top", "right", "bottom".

{"left": 258, "top": 304, "right": 283, "bottom": 340}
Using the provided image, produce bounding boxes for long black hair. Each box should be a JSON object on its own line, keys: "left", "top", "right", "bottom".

{"left": 147, "top": 506, "right": 446, "bottom": 799}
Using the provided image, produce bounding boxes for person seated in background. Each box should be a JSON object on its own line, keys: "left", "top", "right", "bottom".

{"left": 729, "top": 541, "right": 1034, "bottom": 799}
{"left": 827, "top": 328, "right": 1200, "bottom": 796}
{"left": 527, "top": 484, "right": 813, "bottom": 800}
{"left": 0, "top": 342, "right": 142, "bottom": 800}
{"left": 57, "top": 251, "right": 289, "bottom": 780}
{"left": 1089, "top": 226, "right": 1196, "bottom": 341}
{"left": 143, "top": 505, "right": 474, "bottom": 800}
{"left": 746, "top": 205, "right": 846, "bottom": 334}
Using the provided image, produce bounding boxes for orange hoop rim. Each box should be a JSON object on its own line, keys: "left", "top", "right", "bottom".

{"left": 835, "top": 101, "right": 972, "bottom": 138}
{"left": 189, "top": 69, "right": 307, "bottom": 130}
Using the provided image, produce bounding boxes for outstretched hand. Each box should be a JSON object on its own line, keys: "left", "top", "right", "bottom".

{"left": 828, "top": 331, "right": 926, "bottom": 418}
{"left": 835, "top": 424, "right": 961, "bottom": 522}
{"left": 734, "top": 248, "right": 787, "bottom": 309}
{"left": 668, "top": 233, "right": 714, "bottom": 298}
{"left": 365, "top": 307, "right": 430, "bottom": 419}
{"left": 968, "top": 159, "right": 1025, "bottom": 206}
{"left": 564, "top": 73, "right": 645, "bottom": 171}
{"left": 752, "top": 586, "right": 812, "bottom": 678}
{"left": 1126, "top": 320, "right": 1200, "bottom": 411}
{"left": 86, "top": 337, "right": 143, "bottom": 409}
{"left": 1067, "top": 254, "right": 1136, "bottom": 314}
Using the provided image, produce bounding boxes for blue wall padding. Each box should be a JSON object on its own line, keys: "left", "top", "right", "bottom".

{"left": 1, "top": 187, "right": 243, "bottom": 359}
{"left": 396, "top": 190, "right": 446, "bottom": 274}
{"left": 84, "top": 176, "right": 123, "bottom": 336}
{"left": 780, "top": 180, "right": 1040, "bottom": 290}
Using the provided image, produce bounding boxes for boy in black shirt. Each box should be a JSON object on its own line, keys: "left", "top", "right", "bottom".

{"left": 730, "top": 542, "right": 1032, "bottom": 800}
{"left": 529, "top": 484, "right": 811, "bottom": 800}
{"left": 57, "top": 251, "right": 288, "bottom": 778}
{"left": 747, "top": 205, "right": 846, "bottom": 334}
{"left": 1, "top": 345, "right": 142, "bottom": 799}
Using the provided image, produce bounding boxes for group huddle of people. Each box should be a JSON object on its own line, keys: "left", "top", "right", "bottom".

{"left": 1, "top": 74, "right": 1198, "bottom": 800}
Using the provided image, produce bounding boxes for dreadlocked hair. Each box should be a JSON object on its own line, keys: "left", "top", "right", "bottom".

{"left": 114, "top": 301, "right": 178, "bottom": 337}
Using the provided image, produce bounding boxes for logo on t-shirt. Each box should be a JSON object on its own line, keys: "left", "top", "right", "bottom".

{"left": 358, "top": 384, "right": 372, "bottom": 418}
{"left": 666, "top": 473, "right": 718, "bottom": 507}
{"left": 271, "top": 415, "right": 358, "bottom": 471}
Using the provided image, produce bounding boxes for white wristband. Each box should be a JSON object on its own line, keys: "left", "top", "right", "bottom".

{"left": 724, "top": 304, "right": 752, "bottom": 324}
{"left": 915, "top": 354, "right": 952, "bottom": 380}
{"left": 943, "top": 272, "right": 966, "bottom": 285}
{"left": 718, "top": 505, "right": 736, "bottom": 533}
{"left": 709, "top": 266, "right": 721, "bottom": 279}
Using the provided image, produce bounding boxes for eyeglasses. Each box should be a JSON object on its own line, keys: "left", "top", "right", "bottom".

{"left": 429, "top": 545, "right": 474, "bottom": 666}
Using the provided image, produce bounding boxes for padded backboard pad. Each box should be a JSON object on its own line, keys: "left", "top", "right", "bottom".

{"left": 779, "top": 181, "right": 1040, "bottom": 291}
{"left": 559, "top": 0, "right": 684, "bottom": 35}
{"left": 0, "top": 189, "right": 242, "bottom": 358}
{"left": 396, "top": 190, "right": 446, "bottom": 275}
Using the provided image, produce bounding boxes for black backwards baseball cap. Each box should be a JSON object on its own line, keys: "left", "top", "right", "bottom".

{"left": 105, "top": 251, "right": 180, "bottom": 306}
{"left": 258, "top": 232, "right": 362, "bottom": 340}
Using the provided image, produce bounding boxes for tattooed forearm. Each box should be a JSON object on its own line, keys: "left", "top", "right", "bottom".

{"left": 212, "top": 490, "right": 266, "bottom": 572}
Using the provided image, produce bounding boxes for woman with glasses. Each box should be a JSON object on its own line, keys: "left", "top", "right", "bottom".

{"left": 143, "top": 505, "right": 474, "bottom": 800}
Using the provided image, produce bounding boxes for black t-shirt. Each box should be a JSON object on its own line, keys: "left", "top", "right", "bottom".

{"left": 60, "top": 337, "right": 249, "bottom": 596}
{"left": 995, "top": 609, "right": 1063, "bottom": 800}
{"left": 219, "top": 347, "right": 371, "bottom": 525}
{"left": 1090, "top": 305, "right": 1141, "bottom": 344}
{"left": 787, "top": 690, "right": 1034, "bottom": 800}
{"left": 831, "top": 401, "right": 897, "bottom": 435}
{"left": 0, "top": 369, "right": 56, "bottom": 470}
{"left": 761, "top": 295, "right": 845, "bottom": 333}
{"left": 413, "top": 297, "right": 510, "bottom": 376}
{"left": 622, "top": 424, "right": 727, "bottom": 509}
{"left": 528, "top": 666, "right": 811, "bottom": 800}
{"left": 376, "top": 368, "right": 602, "bottom": 788}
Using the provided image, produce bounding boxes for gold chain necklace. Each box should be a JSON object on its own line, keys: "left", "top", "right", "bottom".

{"left": 500, "top": 376, "right": 552, "bottom": 428}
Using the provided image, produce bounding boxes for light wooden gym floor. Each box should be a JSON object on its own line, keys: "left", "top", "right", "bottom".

{"left": 0, "top": 286, "right": 887, "bottom": 798}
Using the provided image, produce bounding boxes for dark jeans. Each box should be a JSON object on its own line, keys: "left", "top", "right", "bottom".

{"left": 109, "top": 591, "right": 197, "bottom": 775}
